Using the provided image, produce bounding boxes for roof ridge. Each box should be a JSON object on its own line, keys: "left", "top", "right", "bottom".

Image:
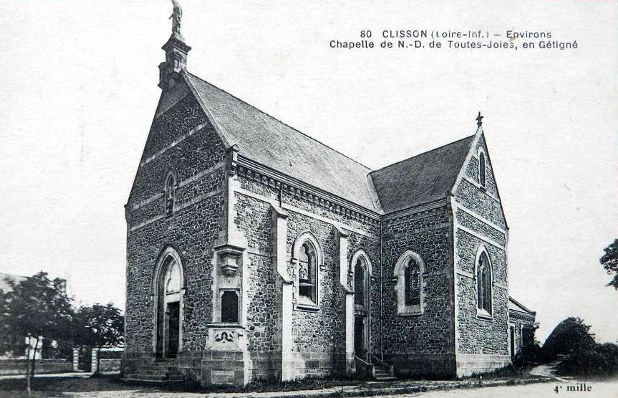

{"left": 370, "top": 134, "right": 475, "bottom": 176}
{"left": 185, "top": 71, "right": 372, "bottom": 171}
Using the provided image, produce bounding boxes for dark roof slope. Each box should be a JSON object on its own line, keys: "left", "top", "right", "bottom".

{"left": 184, "top": 72, "right": 379, "bottom": 212}
{"left": 509, "top": 296, "right": 536, "bottom": 314}
{"left": 370, "top": 135, "right": 475, "bottom": 213}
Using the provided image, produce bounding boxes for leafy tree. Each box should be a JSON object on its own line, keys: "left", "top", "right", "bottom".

{"left": 73, "top": 303, "right": 124, "bottom": 373}
{"left": 0, "top": 272, "right": 74, "bottom": 394}
{"left": 600, "top": 239, "right": 618, "bottom": 290}
{"left": 557, "top": 342, "right": 618, "bottom": 378}
{"left": 542, "top": 317, "right": 595, "bottom": 360}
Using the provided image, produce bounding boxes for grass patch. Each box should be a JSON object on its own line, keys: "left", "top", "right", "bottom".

{"left": 0, "top": 373, "right": 363, "bottom": 396}
{"left": 0, "top": 374, "right": 152, "bottom": 397}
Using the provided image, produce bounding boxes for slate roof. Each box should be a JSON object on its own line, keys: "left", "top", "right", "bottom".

{"left": 183, "top": 71, "right": 476, "bottom": 215}
{"left": 369, "top": 135, "right": 475, "bottom": 213}
{"left": 509, "top": 296, "right": 536, "bottom": 315}
{"left": 184, "top": 72, "right": 379, "bottom": 212}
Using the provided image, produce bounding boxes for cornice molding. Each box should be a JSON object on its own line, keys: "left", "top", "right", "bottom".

{"left": 237, "top": 156, "right": 381, "bottom": 224}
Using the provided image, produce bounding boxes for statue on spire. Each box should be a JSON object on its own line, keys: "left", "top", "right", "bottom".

{"left": 170, "top": 0, "right": 183, "bottom": 37}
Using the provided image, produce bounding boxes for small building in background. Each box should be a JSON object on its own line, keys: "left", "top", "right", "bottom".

{"left": 508, "top": 297, "right": 537, "bottom": 358}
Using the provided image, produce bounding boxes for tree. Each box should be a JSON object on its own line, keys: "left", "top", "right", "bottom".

{"left": 542, "top": 317, "right": 596, "bottom": 360}
{"left": 73, "top": 303, "right": 124, "bottom": 374}
{"left": 600, "top": 239, "right": 618, "bottom": 290}
{"left": 0, "top": 272, "right": 74, "bottom": 395}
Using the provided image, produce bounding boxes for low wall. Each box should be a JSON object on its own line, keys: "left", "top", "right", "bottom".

{"left": 98, "top": 358, "right": 121, "bottom": 372}
{"left": 456, "top": 354, "right": 511, "bottom": 377}
{"left": 0, "top": 358, "right": 72, "bottom": 376}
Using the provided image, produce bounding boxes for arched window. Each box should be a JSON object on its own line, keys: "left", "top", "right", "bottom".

{"left": 165, "top": 173, "right": 176, "bottom": 216}
{"left": 354, "top": 257, "right": 367, "bottom": 307}
{"left": 292, "top": 232, "right": 323, "bottom": 309}
{"left": 394, "top": 251, "right": 424, "bottom": 316}
{"left": 298, "top": 242, "right": 317, "bottom": 303}
{"left": 154, "top": 247, "right": 184, "bottom": 358}
{"left": 476, "top": 250, "right": 492, "bottom": 315}
{"left": 478, "top": 150, "right": 487, "bottom": 188}
{"left": 351, "top": 251, "right": 372, "bottom": 358}
{"left": 404, "top": 258, "right": 421, "bottom": 306}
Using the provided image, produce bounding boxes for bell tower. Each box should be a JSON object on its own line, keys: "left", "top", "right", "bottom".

{"left": 158, "top": 0, "right": 191, "bottom": 89}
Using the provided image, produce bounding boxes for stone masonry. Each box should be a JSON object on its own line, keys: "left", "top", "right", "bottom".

{"left": 122, "top": 21, "right": 535, "bottom": 387}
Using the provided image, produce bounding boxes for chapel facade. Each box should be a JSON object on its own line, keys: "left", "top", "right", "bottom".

{"left": 122, "top": 17, "right": 535, "bottom": 386}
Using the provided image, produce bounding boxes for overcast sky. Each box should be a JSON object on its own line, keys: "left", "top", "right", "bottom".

{"left": 0, "top": 0, "right": 616, "bottom": 343}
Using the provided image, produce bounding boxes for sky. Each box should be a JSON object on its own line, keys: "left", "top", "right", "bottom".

{"left": 0, "top": 0, "right": 616, "bottom": 344}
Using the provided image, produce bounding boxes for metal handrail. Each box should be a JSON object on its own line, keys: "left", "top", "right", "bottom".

{"left": 354, "top": 355, "right": 371, "bottom": 366}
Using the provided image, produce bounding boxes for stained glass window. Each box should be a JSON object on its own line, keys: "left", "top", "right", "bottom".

{"left": 298, "top": 242, "right": 316, "bottom": 302}
{"left": 479, "top": 151, "right": 486, "bottom": 188}
{"left": 165, "top": 174, "right": 176, "bottom": 216}
{"left": 405, "top": 258, "right": 421, "bottom": 306}
{"left": 477, "top": 252, "right": 492, "bottom": 313}
{"left": 354, "top": 258, "right": 366, "bottom": 306}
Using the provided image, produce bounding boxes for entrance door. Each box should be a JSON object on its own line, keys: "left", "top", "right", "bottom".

{"left": 354, "top": 316, "right": 365, "bottom": 358}
{"left": 167, "top": 302, "right": 180, "bottom": 358}
{"left": 353, "top": 256, "right": 370, "bottom": 359}
{"left": 156, "top": 254, "right": 183, "bottom": 359}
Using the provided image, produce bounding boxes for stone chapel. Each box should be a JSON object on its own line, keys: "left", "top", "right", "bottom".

{"left": 122, "top": 9, "right": 536, "bottom": 386}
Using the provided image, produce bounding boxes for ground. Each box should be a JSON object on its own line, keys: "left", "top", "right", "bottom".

{"left": 0, "top": 366, "right": 616, "bottom": 398}
{"left": 388, "top": 381, "right": 618, "bottom": 398}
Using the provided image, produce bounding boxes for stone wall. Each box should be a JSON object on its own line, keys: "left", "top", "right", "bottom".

{"left": 123, "top": 94, "right": 518, "bottom": 385}
{"left": 233, "top": 172, "right": 380, "bottom": 380}
{"left": 124, "top": 90, "right": 226, "bottom": 375}
{"left": 233, "top": 193, "right": 282, "bottom": 380}
{"left": 453, "top": 132, "right": 510, "bottom": 376}
{"left": 380, "top": 201, "right": 456, "bottom": 377}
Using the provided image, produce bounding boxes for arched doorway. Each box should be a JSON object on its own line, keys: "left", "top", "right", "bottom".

{"left": 352, "top": 252, "right": 371, "bottom": 359}
{"left": 155, "top": 249, "right": 183, "bottom": 358}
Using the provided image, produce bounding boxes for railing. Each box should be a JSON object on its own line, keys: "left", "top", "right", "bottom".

{"left": 354, "top": 355, "right": 375, "bottom": 378}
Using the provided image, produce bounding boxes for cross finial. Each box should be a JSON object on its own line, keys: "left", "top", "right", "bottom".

{"left": 476, "top": 111, "right": 484, "bottom": 128}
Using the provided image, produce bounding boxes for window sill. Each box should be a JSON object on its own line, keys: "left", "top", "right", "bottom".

{"left": 295, "top": 299, "right": 319, "bottom": 312}
{"left": 207, "top": 322, "right": 244, "bottom": 329}
{"left": 398, "top": 311, "right": 423, "bottom": 317}
{"left": 476, "top": 309, "right": 493, "bottom": 320}
{"left": 398, "top": 304, "right": 423, "bottom": 317}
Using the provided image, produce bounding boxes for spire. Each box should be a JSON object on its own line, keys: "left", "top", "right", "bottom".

{"left": 158, "top": 0, "right": 191, "bottom": 89}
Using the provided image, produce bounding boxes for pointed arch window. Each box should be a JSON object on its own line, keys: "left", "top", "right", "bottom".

{"left": 354, "top": 257, "right": 367, "bottom": 307}
{"left": 165, "top": 173, "right": 176, "bottom": 216}
{"left": 404, "top": 258, "right": 421, "bottom": 306}
{"left": 479, "top": 151, "right": 487, "bottom": 188}
{"left": 394, "top": 251, "right": 424, "bottom": 316}
{"left": 298, "top": 242, "right": 317, "bottom": 304}
{"left": 476, "top": 250, "right": 492, "bottom": 316}
{"left": 293, "top": 232, "right": 323, "bottom": 310}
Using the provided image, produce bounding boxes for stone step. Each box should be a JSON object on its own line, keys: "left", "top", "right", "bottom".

{"left": 374, "top": 376, "right": 397, "bottom": 381}
{"left": 373, "top": 363, "right": 395, "bottom": 381}
{"left": 124, "top": 374, "right": 184, "bottom": 382}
